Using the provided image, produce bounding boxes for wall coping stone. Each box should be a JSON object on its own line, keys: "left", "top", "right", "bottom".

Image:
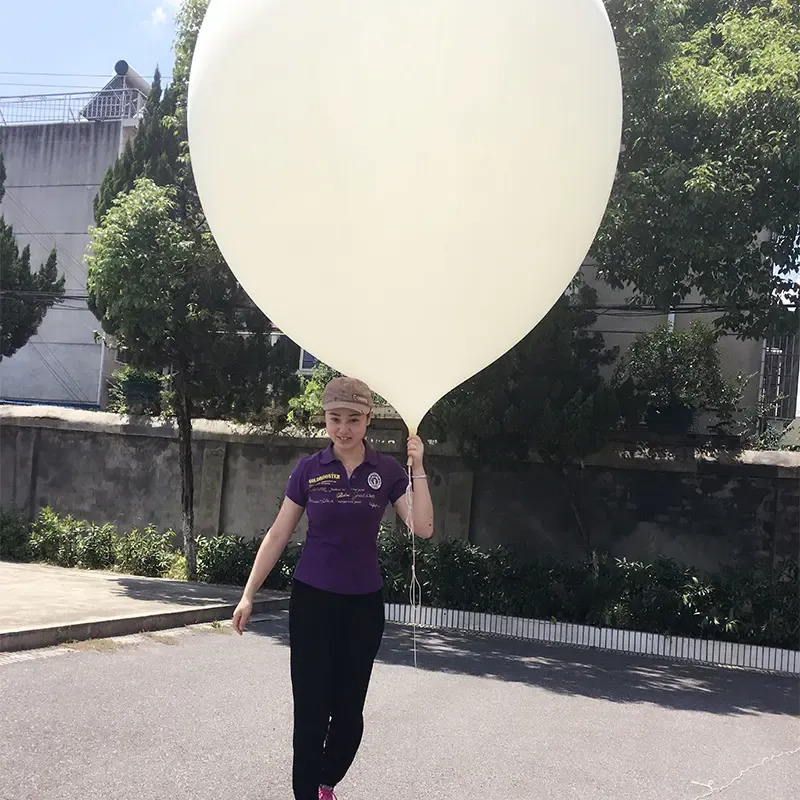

{"left": 2, "top": 405, "right": 798, "bottom": 478}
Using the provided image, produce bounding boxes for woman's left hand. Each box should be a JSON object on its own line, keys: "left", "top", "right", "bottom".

{"left": 407, "top": 434, "right": 425, "bottom": 471}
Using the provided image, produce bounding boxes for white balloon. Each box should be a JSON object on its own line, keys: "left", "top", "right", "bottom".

{"left": 188, "top": 0, "right": 622, "bottom": 433}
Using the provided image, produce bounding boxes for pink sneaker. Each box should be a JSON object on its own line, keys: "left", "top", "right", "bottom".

{"left": 319, "top": 787, "right": 337, "bottom": 800}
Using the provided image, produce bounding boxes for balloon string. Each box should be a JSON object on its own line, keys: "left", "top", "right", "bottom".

{"left": 404, "top": 462, "right": 422, "bottom": 668}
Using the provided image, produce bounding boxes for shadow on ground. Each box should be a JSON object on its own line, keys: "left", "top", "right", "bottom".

{"left": 247, "top": 612, "right": 799, "bottom": 719}
{"left": 112, "top": 576, "right": 250, "bottom": 606}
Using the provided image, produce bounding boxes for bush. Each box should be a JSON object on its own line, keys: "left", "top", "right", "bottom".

{"left": 0, "top": 509, "right": 31, "bottom": 562}
{"left": 13, "top": 508, "right": 798, "bottom": 650}
{"left": 107, "top": 365, "right": 165, "bottom": 416}
{"left": 164, "top": 552, "right": 188, "bottom": 581}
{"left": 377, "top": 526, "right": 799, "bottom": 650}
{"left": 29, "top": 508, "right": 81, "bottom": 567}
{"left": 197, "top": 533, "right": 302, "bottom": 589}
{"left": 76, "top": 523, "right": 118, "bottom": 570}
{"left": 714, "top": 557, "right": 799, "bottom": 648}
{"left": 28, "top": 508, "right": 120, "bottom": 570}
{"left": 115, "top": 525, "right": 177, "bottom": 577}
{"left": 197, "top": 533, "right": 260, "bottom": 586}
{"left": 268, "top": 541, "right": 303, "bottom": 590}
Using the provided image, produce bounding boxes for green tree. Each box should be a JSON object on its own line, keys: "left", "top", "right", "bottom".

{"left": 597, "top": 0, "right": 799, "bottom": 338}
{"left": 0, "top": 153, "right": 65, "bottom": 361}
{"left": 94, "top": 0, "right": 208, "bottom": 227}
{"left": 88, "top": 178, "right": 298, "bottom": 579}
{"left": 88, "top": 0, "right": 299, "bottom": 579}
{"left": 426, "top": 285, "right": 628, "bottom": 560}
{"left": 613, "top": 320, "right": 746, "bottom": 434}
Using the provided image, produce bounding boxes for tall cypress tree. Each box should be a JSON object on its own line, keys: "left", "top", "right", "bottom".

{"left": 0, "top": 153, "right": 65, "bottom": 362}
{"left": 93, "top": 68, "right": 177, "bottom": 223}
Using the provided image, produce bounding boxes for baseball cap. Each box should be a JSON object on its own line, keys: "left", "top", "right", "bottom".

{"left": 322, "top": 376, "right": 374, "bottom": 414}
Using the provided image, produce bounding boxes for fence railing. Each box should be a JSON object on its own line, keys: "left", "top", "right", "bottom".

{"left": 0, "top": 89, "right": 146, "bottom": 126}
{"left": 385, "top": 603, "right": 800, "bottom": 675}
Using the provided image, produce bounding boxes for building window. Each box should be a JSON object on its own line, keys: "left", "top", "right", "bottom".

{"left": 760, "top": 335, "right": 800, "bottom": 420}
{"left": 299, "top": 348, "right": 319, "bottom": 375}
{"left": 270, "top": 331, "right": 318, "bottom": 375}
{"left": 114, "top": 347, "right": 131, "bottom": 365}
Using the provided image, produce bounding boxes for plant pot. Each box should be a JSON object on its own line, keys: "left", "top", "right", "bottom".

{"left": 645, "top": 404, "right": 695, "bottom": 436}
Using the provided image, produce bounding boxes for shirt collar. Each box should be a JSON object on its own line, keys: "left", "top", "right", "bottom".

{"left": 321, "top": 444, "right": 336, "bottom": 465}
{"left": 364, "top": 441, "right": 379, "bottom": 465}
{"left": 321, "top": 440, "right": 379, "bottom": 466}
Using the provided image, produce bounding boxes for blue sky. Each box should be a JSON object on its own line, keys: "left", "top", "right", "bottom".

{"left": 2, "top": 1, "right": 179, "bottom": 95}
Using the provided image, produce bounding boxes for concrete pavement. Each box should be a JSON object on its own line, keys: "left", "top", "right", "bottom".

{"left": 0, "top": 614, "right": 798, "bottom": 800}
{"left": 0, "top": 561, "right": 288, "bottom": 652}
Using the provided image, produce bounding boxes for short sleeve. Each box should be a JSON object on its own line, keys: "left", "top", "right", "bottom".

{"left": 387, "top": 457, "right": 410, "bottom": 505}
{"left": 285, "top": 458, "right": 308, "bottom": 507}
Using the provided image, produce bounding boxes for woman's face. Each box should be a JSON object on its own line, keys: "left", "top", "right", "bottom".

{"left": 325, "top": 408, "right": 370, "bottom": 453}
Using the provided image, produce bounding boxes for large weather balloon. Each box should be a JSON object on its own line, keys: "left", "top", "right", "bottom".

{"left": 188, "top": 0, "right": 622, "bottom": 433}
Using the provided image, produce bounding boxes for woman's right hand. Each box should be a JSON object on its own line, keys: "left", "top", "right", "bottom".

{"left": 232, "top": 596, "right": 253, "bottom": 635}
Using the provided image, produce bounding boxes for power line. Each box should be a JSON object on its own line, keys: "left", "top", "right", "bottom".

{"left": 1, "top": 201, "right": 81, "bottom": 285}
{"left": 25, "top": 341, "right": 102, "bottom": 347}
{"left": 0, "top": 82, "right": 109, "bottom": 90}
{"left": 0, "top": 71, "right": 171, "bottom": 78}
{"left": 0, "top": 194, "right": 95, "bottom": 397}
{"left": 4, "top": 183, "right": 101, "bottom": 189}
{"left": 36, "top": 338, "right": 89, "bottom": 401}
{"left": 2, "top": 190, "right": 86, "bottom": 283}
{"left": 28, "top": 344, "right": 84, "bottom": 403}
{"left": 2, "top": 290, "right": 797, "bottom": 313}
{"left": 592, "top": 328, "right": 787, "bottom": 338}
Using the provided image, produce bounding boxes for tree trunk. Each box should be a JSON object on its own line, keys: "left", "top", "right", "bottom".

{"left": 174, "top": 368, "right": 196, "bottom": 580}
{"left": 561, "top": 465, "right": 598, "bottom": 580}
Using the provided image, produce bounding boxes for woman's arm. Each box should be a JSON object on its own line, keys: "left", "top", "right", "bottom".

{"left": 393, "top": 435, "right": 434, "bottom": 540}
{"left": 242, "top": 497, "right": 304, "bottom": 601}
{"left": 233, "top": 497, "right": 305, "bottom": 633}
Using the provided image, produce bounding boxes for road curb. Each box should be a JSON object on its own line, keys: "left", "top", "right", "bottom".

{"left": 0, "top": 595, "right": 289, "bottom": 653}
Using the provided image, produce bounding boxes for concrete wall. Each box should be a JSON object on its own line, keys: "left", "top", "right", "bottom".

{"left": 2, "top": 406, "right": 797, "bottom": 574}
{"left": 0, "top": 121, "right": 127, "bottom": 407}
{"left": 470, "top": 457, "right": 798, "bottom": 571}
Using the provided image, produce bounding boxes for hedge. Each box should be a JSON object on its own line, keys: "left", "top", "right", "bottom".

{"left": 379, "top": 529, "right": 799, "bottom": 651}
{"left": 1, "top": 509, "right": 797, "bottom": 650}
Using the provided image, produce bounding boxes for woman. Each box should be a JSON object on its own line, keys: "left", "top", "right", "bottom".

{"left": 232, "top": 376, "right": 434, "bottom": 800}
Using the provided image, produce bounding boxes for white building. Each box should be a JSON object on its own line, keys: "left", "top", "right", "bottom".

{"left": 0, "top": 62, "right": 149, "bottom": 408}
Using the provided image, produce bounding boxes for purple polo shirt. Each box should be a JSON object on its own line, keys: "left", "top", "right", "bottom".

{"left": 285, "top": 442, "right": 409, "bottom": 594}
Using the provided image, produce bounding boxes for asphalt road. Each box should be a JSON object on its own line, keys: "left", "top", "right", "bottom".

{"left": 1, "top": 613, "right": 798, "bottom": 800}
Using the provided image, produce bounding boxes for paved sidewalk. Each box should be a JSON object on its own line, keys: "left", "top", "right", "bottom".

{"left": 0, "top": 561, "right": 287, "bottom": 652}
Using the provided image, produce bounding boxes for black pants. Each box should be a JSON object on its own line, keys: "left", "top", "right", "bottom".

{"left": 289, "top": 579, "right": 385, "bottom": 800}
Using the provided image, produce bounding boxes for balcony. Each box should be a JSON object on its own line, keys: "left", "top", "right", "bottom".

{"left": 0, "top": 88, "right": 146, "bottom": 126}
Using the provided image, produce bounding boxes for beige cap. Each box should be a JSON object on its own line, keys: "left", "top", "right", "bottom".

{"left": 322, "top": 376, "right": 373, "bottom": 414}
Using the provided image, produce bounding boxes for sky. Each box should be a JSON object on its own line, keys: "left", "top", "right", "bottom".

{"left": 2, "top": 0, "right": 180, "bottom": 96}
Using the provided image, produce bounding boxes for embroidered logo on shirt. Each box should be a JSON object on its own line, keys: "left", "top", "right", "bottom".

{"left": 367, "top": 472, "right": 382, "bottom": 490}
{"left": 308, "top": 472, "right": 340, "bottom": 486}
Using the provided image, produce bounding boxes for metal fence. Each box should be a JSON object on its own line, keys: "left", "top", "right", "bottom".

{"left": 0, "top": 89, "right": 146, "bottom": 126}
{"left": 385, "top": 603, "right": 800, "bottom": 675}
